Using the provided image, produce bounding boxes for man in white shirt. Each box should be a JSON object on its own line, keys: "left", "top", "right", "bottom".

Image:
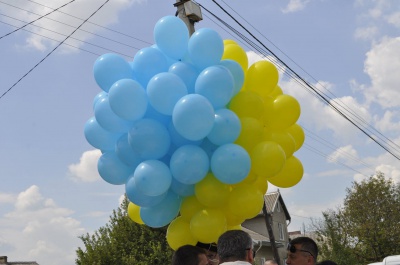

{"left": 217, "top": 230, "right": 255, "bottom": 265}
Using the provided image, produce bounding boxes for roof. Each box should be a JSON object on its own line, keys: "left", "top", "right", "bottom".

{"left": 0, "top": 256, "right": 38, "bottom": 265}
{"left": 264, "top": 190, "right": 291, "bottom": 222}
{"left": 242, "top": 227, "right": 285, "bottom": 248}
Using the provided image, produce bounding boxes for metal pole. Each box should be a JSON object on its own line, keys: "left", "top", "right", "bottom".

{"left": 174, "top": 0, "right": 195, "bottom": 35}
{"left": 263, "top": 203, "right": 281, "bottom": 265}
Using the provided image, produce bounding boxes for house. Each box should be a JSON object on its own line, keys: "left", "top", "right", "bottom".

{"left": 242, "top": 190, "right": 291, "bottom": 265}
{"left": 0, "top": 256, "right": 39, "bottom": 265}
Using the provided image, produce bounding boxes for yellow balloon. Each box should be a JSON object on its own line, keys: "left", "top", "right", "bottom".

{"left": 190, "top": 208, "right": 227, "bottom": 243}
{"left": 286, "top": 123, "right": 305, "bottom": 151}
{"left": 269, "top": 85, "right": 283, "bottom": 98}
{"left": 222, "top": 207, "right": 245, "bottom": 226}
{"left": 252, "top": 175, "right": 269, "bottom": 194}
{"left": 235, "top": 117, "right": 263, "bottom": 153}
{"left": 228, "top": 183, "right": 264, "bottom": 219}
{"left": 180, "top": 196, "right": 205, "bottom": 222}
{"left": 127, "top": 202, "right": 144, "bottom": 225}
{"left": 245, "top": 60, "right": 279, "bottom": 97}
{"left": 228, "top": 90, "right": 264, "bottom": 119}
{"left": 195, "top": 173, "right": 230, "bottom": 208}
{"left": 167, "top": 216, "right": 198, "bottom": 250}
{"left": 227, "top": 224, "right": 242, "bottom": 231}
{"left": 268, "top": 156, "right": 304, "bottom": 188}
{"left": 240, "top": 171, "right": 258, "bottom": 185}
{"left": 265, "top": 131, "right": 296, "bottom": 158}
{"left": 263, "top": 94, "right": 301, "bottom": 130}
{"left": 222, "top": 43, "right": 248, "bottom": 72}
{"left": 224, "top": 39, "right": 237, "bottom": 45}
{"left": 251, "top": 141, "right": 286, "bottom": 179}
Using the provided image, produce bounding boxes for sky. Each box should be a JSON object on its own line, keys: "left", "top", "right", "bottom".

{"left": 0, "top": 0, "right": 400, "bottom": 264}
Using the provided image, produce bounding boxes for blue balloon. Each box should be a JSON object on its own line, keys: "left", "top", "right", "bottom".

{"left": 172, "top": 94, "right": 215, "bottom": 141}
{"left": 195, "top": 65, "right": 234, "bottom": 109}
{"left": 97, "top": 151, "right": 134, "bottom": 185}
{"left": 115, "top": 134, "right": 143, "bottom": 168}
{"left": 170, "top": 145, "right": 209, "bottom": 185}
{"left": 167, "top": 121, "right": 202, "bottom": 147}
{"left": 84, "top": 117, "right": 122, "bottom": 151}
{"left": 128, "top": 118, "right": 171, "bottom": 159}
{"left": 220, "top": 59, "right": 244, "bottom": 95}
{"left": 140, "top": 190, "right": 181, "bottom": 228}
{"left": 169, "top": 61, "right": 199, "bottom": 94}
{"left": 188, "top": 28, "right": 224, "bottom": 70}
{"left": 133, "top": 160, "right": 172, "bottom": 197}
{"left": 131, "top": 47, "right": 169, "bottom": 87}
{"left": 126, "top": 176, "right": 167, "bottom": 207}
{"left": 200, "top": 138, "right": 219, "bottom": 159}
{"left": 93, "top": 91, "right": 108, "bottom": 110}
{"left": 171, "top": 177, "right": 195, "bottom": 197}
{"left": 154, "top": 16, "right": 189, "bottom": 60}
{"left": 94, "top": 97, "right": 133, "bottom": 133}
{"left": 109, "top": 79, "right": 148, "bottom": 121}
{"left": 93, "top": 53, "right": 133, "bottom": 92}
{"left": 211, "top": 143, "right": 251, "bottom": 184}
{"left": 143, "top": 103, "right": 171, "bottom": 126}
{"left": 207, "top": 108, "right": 241, "bottom": 145}
{"left": 147, "top": 72, "right": 188, "bottom": 115}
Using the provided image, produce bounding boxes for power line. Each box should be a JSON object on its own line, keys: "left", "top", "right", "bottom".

{"left": 0, "top": 2, "right": 145, "bottom": 52}
{"left": 0, "top": 0, "right": 75, "bottom": 39}
{"left": 0, "top": 0, "right": 110, "bottom": 100}
{"left": 0, "top": 20, "right": 101, "bottom": 56}
{"left": 200, "top": 0, "right": 400, "bottom": 161}
{"left": 2, "top": 0, "right": 152, "bottom": 46}
{"left": 0, "top": 14, "right": 134, "bottom": 58}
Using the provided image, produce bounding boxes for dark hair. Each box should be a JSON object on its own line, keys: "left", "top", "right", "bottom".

{"left": 317, "top": 260, "right": 337, "bottom": 265}
{"left": 172, "top": 245, "right": 206, "bottom": 265}
{"left": 217, "top": 230, "right": 252, "bottom": 262}
{"left": 196, "top": 242, "right": 218, "bottom": 253}
{"left": 289, "top": 237, "right": 318, "bottom": 260}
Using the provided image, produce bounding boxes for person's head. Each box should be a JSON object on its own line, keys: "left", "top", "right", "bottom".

{"left": 317, "top": 260, "right": 337, "bottom": 265}
{"left": 172, "top": 245, "right": 208, "bottom": 265}
{"left": 286, "top": 237, "right": 318, "bottom": 265}
{"left": 217, "top": 230, "right": 254, "bottom": 263}
{"left": 265, "top": 259, "right": 279, "bottom": 265}
{"left": 196, "top": 242, "right": 219, "bottom": 265}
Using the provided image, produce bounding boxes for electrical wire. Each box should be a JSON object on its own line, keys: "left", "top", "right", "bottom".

{"left": 199, "top": 1, "right": 400, "bottom": 161}
{"left": 0, "top": 0, "right": 111, "bottom": 100}
{"left": 1, "top": 0, "right": 152, "bottom": 46}
{"left": 0, "top": 2, "right": 146, "bottom": 51}
{"left": 0, "top": 0, "right": 75, "bottom": 39}
{"left": 0, "top": 14, "right": 134, "bottom": 58}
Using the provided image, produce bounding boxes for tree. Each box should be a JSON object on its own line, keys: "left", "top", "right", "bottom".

{"left": 75, "top": 196, "right": 173, "bottom": 265}
{"left": 314, "top": 172, "right": 400, "bottom": 265}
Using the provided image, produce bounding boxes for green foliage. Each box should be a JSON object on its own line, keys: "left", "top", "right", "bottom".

{"left": 75, "top": 197, "right": 173, "bottom": 265}
{"left": 314, "top": 172, "right": 400, "bottom": 265}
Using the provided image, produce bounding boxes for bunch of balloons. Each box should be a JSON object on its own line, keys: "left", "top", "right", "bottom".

{"left": 84, "top": 15, "right": 305, "bottom": 250}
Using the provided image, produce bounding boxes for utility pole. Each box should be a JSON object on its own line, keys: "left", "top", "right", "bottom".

{"left": 263, "top": 202, "right": 281, "bottom": 265}
{"left": 173, "top": 0, "right": 202, "bottom": 35}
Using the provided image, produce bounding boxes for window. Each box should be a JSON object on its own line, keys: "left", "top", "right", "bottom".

{"left": 276, "top": 202, "right": 281, "bottom": 212}
{"left": 278, "top": 222, "right": 284, "bottom": 240}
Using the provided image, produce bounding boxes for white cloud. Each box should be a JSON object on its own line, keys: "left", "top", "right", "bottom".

{"left": 386, "top": 11, "right": 400, "bottom": 28}
{"left": 327, "top": 145, "right": 359, "bottom": 165}
{"left": 68, "top": 149, "right": 101, "bottom": 182}
{"left": 282, "top": 0, "right": 311, "bottom": 13}
{"left": 0, "top": 186, "right": 85, "bottom": 265}
{"left": 354, "top": 26, "right": 378, "bottom": 40}
{"left": 373, "top": 110, "right": 400, "bottom": 133}
{"left": 363, "top": 37, "right": 400, "bottom": 108}
{"left": 8, "top": 0, "right": 144, "bottom": 52}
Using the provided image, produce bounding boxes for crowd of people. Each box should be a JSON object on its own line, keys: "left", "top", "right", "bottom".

{"left": 171, "top": 230, "right": 338, "bottom": 265}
